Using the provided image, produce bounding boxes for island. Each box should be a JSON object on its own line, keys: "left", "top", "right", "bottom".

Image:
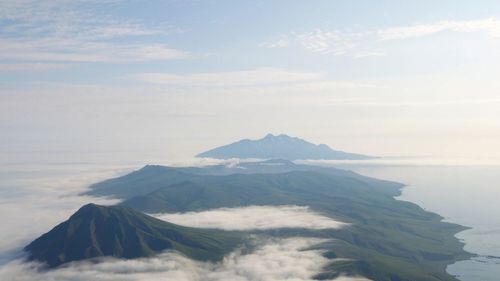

{"left": 196, "top": 133, "right": 376, "bottom": 160}
{"left": 26, "top": 160, "right": 471, "bottom": 281}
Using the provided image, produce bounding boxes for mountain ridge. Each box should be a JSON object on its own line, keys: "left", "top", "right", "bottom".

{"left": 24, "top": 203, "right": 243, "bottom": 268}
{"left": 36, "top": 161, "right": 470, "bottom": 280}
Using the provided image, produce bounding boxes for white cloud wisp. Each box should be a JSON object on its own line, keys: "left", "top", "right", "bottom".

{"left": 260, "top": 17, "right": 500, "bottom": 57}
{"left": 153, "top": 205, "right": 347, "bottom": 230}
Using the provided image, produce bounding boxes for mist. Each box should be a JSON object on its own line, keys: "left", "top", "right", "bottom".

{"left": 0, "top": 238, "right": 370, "bottom": 281}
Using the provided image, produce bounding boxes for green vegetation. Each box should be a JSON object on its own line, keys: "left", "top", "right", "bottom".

{"left": 114, "top": 166, "right": 470, "bottom": 281}
{"left": 40, "top": 161, "right": 471, "bottom": 280}
{"left": 85, "top": 159, "right": 394, "bottom": 200}
{"left": 24, "top": 204, "right": 243, "bottom": 268}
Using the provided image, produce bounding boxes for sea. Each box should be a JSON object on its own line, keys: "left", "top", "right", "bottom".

{"left": 0, "top": 153, "right": 499, "bottom": 280}
{"left": 327, "top": 161, "right": 500, "bottom": 281}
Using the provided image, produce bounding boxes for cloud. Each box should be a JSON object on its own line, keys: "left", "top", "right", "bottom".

{"left": 298, "top": 156, "right": 500, "bottom": 168}
{"left": 260, "top": 17, "right": 500, "bottom": 57}
{"left": 0, "top": 164, "right": 127, "bottom": 259}
{"left": 260, "top": 29, "right": 367, "bottom": 57}
{"left": 0, "top": 0, "right": 188, "bottom": 63}
{"left": 153, "top": 205, "right": 347, "bottom": 230}
{"left": 258, "top": 39, "right": 289, "bottom": 48}
{"left": 377, "top": 18, "right": 500, "bottom": 40}
{"left": 133, "top": 68, "right": 324, "bottom": 87}
{"left": 0, "top": 238, "right": 371, "bottom": 281}
{"left": 292, "top": 29, "right": 363, "bottom": 55}
{"left": 0, "top": 36, "right": 188, "bottom": 64}
{"left": 0, "top": 63, "right": 68, "bottom": 71}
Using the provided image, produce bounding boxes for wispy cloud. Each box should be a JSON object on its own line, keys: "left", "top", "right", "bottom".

{"left": 133, "top": 68, "right": 324, "bottom": 87}
{"left": 0, "top": 0, "right": 188, "bottom": 64}
{"left": 292, "top": 29, "right": 362, "bottom": 55}
{"left": 0, "top": 40, "right": 188, "bottom": 63}
{"left": 260, "top": 17, "right": 500, "bottom": 57}
{"left": 259, "top": 29, "right": 361, "bottom": 56}
{"left": 258, "top": 39, "right": 289, "bottom": 48}
{"left": 260, "top": 29, "right": 377, "bottom": 58}
{"left": 153, "top": 205, "right": 347, "bottom": 230}
{"left": 0, "top": 63, "right": 68, "bottom": 71}
{"left": 378, "top": 18, "right": 500, "bottom": 40}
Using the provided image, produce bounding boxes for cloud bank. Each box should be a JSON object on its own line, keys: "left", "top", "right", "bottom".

{"left": 0, "top": 164, "right": 126, "bottom": 260}
{"left": 0, "top": 164, "right": 357, "bottom": 281}
{"left": 153, "top": 205, "right": 347, "bottom": 230}
{"left": 0, "top": 238, "right": 370, "bottom": 281}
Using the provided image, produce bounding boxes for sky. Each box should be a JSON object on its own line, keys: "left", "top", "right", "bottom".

{"left": 2, "top": 0, "right": 500, "bottom": 163}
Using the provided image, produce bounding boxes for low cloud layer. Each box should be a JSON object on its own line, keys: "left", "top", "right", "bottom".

{"left": 153, "top": 205, "right": 347, "bottom": 230}
{"left": 0, "top": 164, "right": 126, "bottom": 261}
{"left": 0, "top": 238, "right": 370, "bottom": 281}
{"left": 0, "top": 163, "right": 359, "bottom": 281}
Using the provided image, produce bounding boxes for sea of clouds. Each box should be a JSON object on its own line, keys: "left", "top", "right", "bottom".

{"left": 0, "top": 162, "right": 369, "bottom": 281}
{"left": 0, "top": 238, "right": 371, "bottom": 281}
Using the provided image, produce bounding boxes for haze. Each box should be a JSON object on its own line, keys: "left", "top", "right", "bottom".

{"left": 2, "top": 0, "right": 500, "bottom": 164}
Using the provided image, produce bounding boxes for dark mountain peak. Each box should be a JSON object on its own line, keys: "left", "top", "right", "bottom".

{"left": 79, "top": 202, "right": 109, "bottom": 211}
{"left": 139, "top": 164, "right": 173, "bottom": 172}
{"left": 262, "top": 133, "right": 299, "bottom": 142}
{"left": 142, "top": 164, "right": 162, "bottom": 169}
{"left": 79, "top": 202, "right": 99, "bottom": 210}
{"left": 69, "top": 203, "right": 124, "bottom": 221}
{"left": 24, "top": 204, "right": 242, "bottom": 268}
{"left": 264, "top": 133, "right": 276, "bottom": 139}
{"left": 72, "top": 203, "right": 102, "bottom": 216}
{"left": 197, "top": 134, "right": 375, "bottom": 160}
{"left": 263, "top": 133, "right": 288, "bottom": 138}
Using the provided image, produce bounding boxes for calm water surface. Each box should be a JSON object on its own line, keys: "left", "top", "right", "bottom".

{"left": 344, "top": 165, "right": 500, "bottom": 281}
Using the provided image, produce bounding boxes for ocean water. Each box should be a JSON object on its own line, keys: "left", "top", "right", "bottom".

{"left": 340, "top": 164, "right": 500, "bottom": 281}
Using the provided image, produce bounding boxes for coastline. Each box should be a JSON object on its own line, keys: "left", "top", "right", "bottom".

{"left": 338, "top": 164, "right": 500, "bottom": 281}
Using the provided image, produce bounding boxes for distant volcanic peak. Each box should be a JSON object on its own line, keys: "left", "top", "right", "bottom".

{"left": 77, "top": 202, "right": 104, "bottom": 212}
{"left": 69, "top": 203, "right": 107, "bottom": 219}
{"left": 196, "top": 133, "right": 375, "bottom": 160}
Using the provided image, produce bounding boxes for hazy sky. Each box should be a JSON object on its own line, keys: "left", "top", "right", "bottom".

{"left": 2, "top": 0, "right": 500, "bottom": 162}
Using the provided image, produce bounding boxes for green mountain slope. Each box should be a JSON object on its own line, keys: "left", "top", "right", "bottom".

{"left": 121, "top": 171, "right": 402, "bottom": 213}
{"left": 85, "top": 160, "right": 396, "bottom": 200}
{"left": 85, "top": 165, "right": 195, "bottom": 199}
{"left": 24, "top": 204, "right": 243, "bottom": 268}
{"left": 117, "top": 170, "right": 470, "bottom": 281}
